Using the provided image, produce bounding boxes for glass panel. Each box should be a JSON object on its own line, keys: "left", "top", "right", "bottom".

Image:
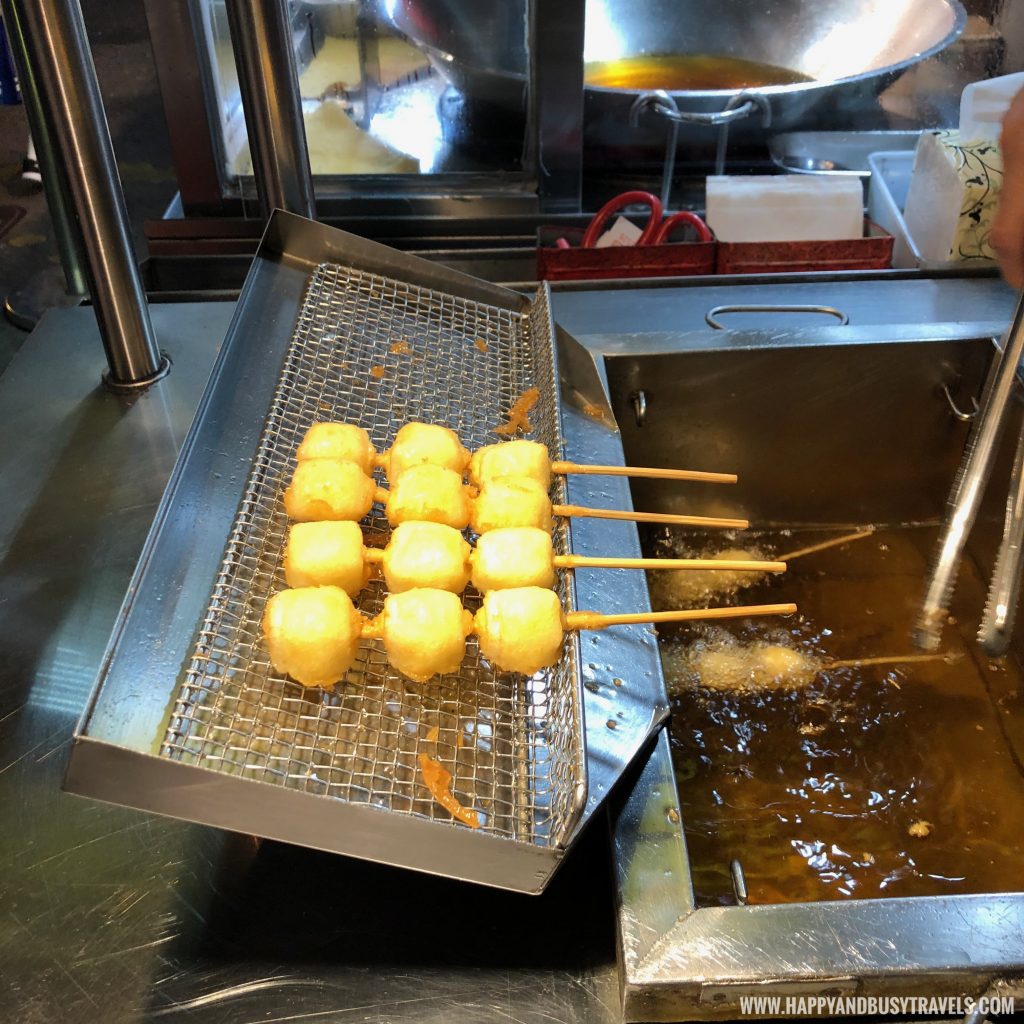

{"left": 190, "top": 0, "right": 530, "bottom": 190}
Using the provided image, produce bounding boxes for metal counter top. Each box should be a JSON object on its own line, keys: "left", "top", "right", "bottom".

{"left": 3, "top": 275, "right": 1018, "bottom": 1023}
{"left": 0, "top": 301, "right": 620, "bottom": 1024}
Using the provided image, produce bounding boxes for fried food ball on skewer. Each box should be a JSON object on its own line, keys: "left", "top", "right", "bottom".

{"left": 470, "top": 527, "right": 558, "bottom": 591}
{"left": 380, "top": 521, "right": 471, "bottom": 594}
{"left": 384, "top": 464, "right": 473, "bottom": 529}
{"left": 284, "top": 459, "right": 378, "bottom": 522}
{"left": 469, "top": 439, "right": 737, "bottom": 488}
{"left": 295, "top": 421, "right": 470, "bottom": 483}
{"left": 367, "top": 588, "right": 474, "bottom": 683}
{"left": 475, "top": 587, "right": 566, "bottom": 676}
{"left": 381, "top": 422, "right": 470, "bottom": 481}
{"left": 265, "top": 586, "right": 472, "bottom": 686}
{"left": 262, "top": 586, "right": 364, "bottom": 689}
{"left": 470, "top": 477, "right": 553, "bottom": 533}
{"left": 263, "top": 585, "right": 796, "bottom": 688}
{"left": 474, "top": 587, "right": 798, "bottom": 676}
{"left": 285, "top": 521, "right": 781, "bottom": 597}
{"left": 296, "top": 422, "right": 377, "bottom": 473}
{"left": 283, "top": 521, "right": 471, "bottom": 595}
{"left": 283, "top": 520, "right": 371, "bottom": 593}
{"left": 285, "top": 461, "right": 745, "bottom": 533}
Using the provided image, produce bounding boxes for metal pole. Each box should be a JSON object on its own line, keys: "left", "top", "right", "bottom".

{"left": 224, "top": 0, "right": 316, "bottom": 220}
{"left": 0, "top": 0, "right": 87, "bottom": 296}
{"left": 3, "top": 0, "right": 165, "bottom": 388}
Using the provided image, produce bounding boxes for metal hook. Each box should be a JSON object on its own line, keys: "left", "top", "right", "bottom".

{"left": 942, "top": 383, "right": 981, "bottom": 423}
{"left": 629, "top": 91, "right": 680, "bottom": 209}
{"left": 630, "top": 390, "right": 648, "bottom": 428}
{"left": 715, "top": 92, "right": 771, "bottom": 175}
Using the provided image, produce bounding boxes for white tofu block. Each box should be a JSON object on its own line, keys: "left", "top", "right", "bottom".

{"left": 902, "top": 129, "right": 1002, "bottom": 263}
{"left": 705, "top": 175, "right": 864, "bottom": 243}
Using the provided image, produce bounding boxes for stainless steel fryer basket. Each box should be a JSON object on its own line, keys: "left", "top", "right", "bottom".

{"left": 159, "top": 262, "right": 587, "bottom": 853}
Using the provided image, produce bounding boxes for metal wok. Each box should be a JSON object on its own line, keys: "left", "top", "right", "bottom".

{"left": 380, "top": 0, "right": 966, "bottom": 154}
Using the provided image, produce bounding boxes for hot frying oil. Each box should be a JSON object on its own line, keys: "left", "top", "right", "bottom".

{"left": 584, "top": 54, "right": 813, "bottom": 91}
{"left": 647, "top": 524, "right": 1024, "bottom": 906}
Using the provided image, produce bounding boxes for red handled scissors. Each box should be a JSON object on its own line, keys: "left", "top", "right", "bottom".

{"left": 579, "top": 190, "right": 713, "bottom": 248}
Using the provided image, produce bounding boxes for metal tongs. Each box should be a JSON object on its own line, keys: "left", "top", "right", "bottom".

{"left": 916, "top": 290, "right": 1024, "bottom": 655}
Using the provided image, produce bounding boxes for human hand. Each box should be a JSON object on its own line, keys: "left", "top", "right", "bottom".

{"left": 993, "top": 88, "right": 1024, "bottom": 288}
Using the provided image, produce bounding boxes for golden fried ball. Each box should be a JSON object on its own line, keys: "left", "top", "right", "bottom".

{"left": 383, "top": 521, "right": 471, "bottom": 594}
{"left": 383, "top": 422, "right": 470, "bottom": 482}
{"left": 470, "top": 476, "right": 553, "bottom": 534}
{"left": 296, "top": 422, "right": 377, "bottom": 474}
{"left": 283, "top": 459, "right": 377, "bottom": 522}
{"left": 263, "top": 586, "right": 363, "bottom": 689}
{"left": 380, "top": 588, "right": 473, "bottom": 682}
{"left": 283, "top": 521, "right": 369, "bottom": 595}
{"left": 385, "top": 463, "right": 471, "bottom": 529}
{"left": 469, "top": 440, "right": 552, "bottom": 489}
{"left": 475, "top": 587, "right": 565, "bottom": 675}
{"left": 689, "top": 643, "right": 819, "bottom": 692}
{"left": 470, "top": 527, "right": 556, "bottom": 592}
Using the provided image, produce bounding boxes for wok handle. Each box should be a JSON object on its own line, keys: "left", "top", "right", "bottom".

{"left": 632, "top": 89, "right": 768, "bottom": 128}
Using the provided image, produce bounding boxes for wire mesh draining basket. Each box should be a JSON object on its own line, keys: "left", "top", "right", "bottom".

{"left": 160, "top": 262, "right": 587, "bottom": 871}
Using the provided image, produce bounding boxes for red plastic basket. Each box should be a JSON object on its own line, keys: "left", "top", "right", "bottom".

{"left": 536, "top": 225, "right": 716, "bottom": 282}
{"left": 715, "top": 221, "right": 894, "bottom": 275}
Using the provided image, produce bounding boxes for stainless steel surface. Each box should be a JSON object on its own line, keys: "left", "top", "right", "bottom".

{"left": 603, "top": 326, "right": 1024, "bottom": 1021}
{"left": 224, "top": 0, "right": 316, "bottom": 218}
{"left": 5, "top": 0, "right": 163, "bottom": 386}
{"left": 5, "top": 272, "right": 1021, "bottom": 1021}
{"left": 67, "top": 212, "right": 667, "bottom": 895}
{"left": 769, "top": 129, "right": 922, "bottom": 178}
{"left": 780, "top": 155, "right": 849, "bottom": 172}
{"left": 979, "top": 422, "right": 1024, "bottom": 655}
{"left": 917, "top": 292, "right": 1024, "bottom": 650}
{"left": 551, "top": 275, "right": 1016, "bottom": 338}
{"left": 385, "top": 0, "right": 966, "bottom": 151}
{"left": 163, "top": 264, "right": 586, "bottom": 869}
{"left": 0, "top": 0, "right": 87, "bottom": 296}
{"left": 0, "top": 301, "right": 622, "bottom": 1023}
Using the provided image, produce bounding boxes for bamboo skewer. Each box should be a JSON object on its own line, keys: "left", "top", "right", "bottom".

{"left": 551, "top": 503, "right": 747, "bottom": 529}
{"left": 826, "top": 652, "right": 960, "bottom": 671}
{"left": 337, "top": 532, "right": 782, "bottom": 589}
{"left": 557, "top": 554, "right": 784, "bottom": 573}
{"left": 566, "top": 602, "right": 797, "bottom": 631}
{"left": 364, "top": 485, "right": 750, "bottom": 531}
{"left": 779, "top": 526, "right": 876, "bottom": 562}
{"left": 354, "top": 602, "right": 799, "bottom": 640}
{"left": 551, "top": 460, "right": 736, "bottom": 485}
{"left": 365, "top": 548, "right": 782, "bottom": 575}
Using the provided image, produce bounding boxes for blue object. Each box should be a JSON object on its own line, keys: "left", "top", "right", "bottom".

{"left": 0, "top": 17, "right": 21, "bottom": 105}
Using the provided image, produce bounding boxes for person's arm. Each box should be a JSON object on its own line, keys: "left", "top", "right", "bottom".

{"left": 993, "top": 88, "right": 1024, "bottom": 289}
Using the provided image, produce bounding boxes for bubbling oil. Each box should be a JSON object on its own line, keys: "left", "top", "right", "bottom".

{"left": 584, "top": 54, "right": 814, "bottom": 92}
{"left": 647, "top": 524, "right": 1024, "bottom": 906}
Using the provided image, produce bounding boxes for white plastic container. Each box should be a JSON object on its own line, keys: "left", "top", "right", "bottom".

{"left": 866, "top": 150, "right": 995, "bottom": 271}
